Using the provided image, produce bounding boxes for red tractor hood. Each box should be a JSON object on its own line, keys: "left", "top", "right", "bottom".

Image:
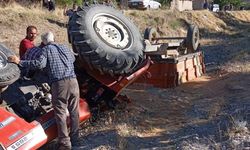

{"left": 0, "top": 108, "right": 47, "bottom": 150}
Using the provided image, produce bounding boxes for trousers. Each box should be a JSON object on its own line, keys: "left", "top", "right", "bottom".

{"left": 51, "top": 77, "right": 80, "bottom": 148}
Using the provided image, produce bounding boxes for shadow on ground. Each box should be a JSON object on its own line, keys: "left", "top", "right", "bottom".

{"left": 47, "top": 19, "right": 67, "bottom": 28}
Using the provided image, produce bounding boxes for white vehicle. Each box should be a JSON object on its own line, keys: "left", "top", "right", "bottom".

{"left": 212, "top": 4, "right": 220, "bottom": 12}
{"left": 128, "top": 0, "right": 161, "bottom": 10}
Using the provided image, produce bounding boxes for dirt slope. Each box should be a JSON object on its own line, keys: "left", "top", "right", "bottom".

{"left": 0, "top": 4, "right": 68, "bottom": 54}
{"left": 0, "top": 4, "right": 250, "bottom": 149}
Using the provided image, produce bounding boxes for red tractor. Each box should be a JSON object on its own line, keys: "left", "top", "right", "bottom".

{"left": 0, "top": 5, "right": 150, "bottom": 150}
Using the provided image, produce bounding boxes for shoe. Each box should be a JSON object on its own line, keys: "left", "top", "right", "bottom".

{"left": 57, "top": 145, "right": 72, "bottom": 150}
{"left": 56, "top": 143, "right": 72, "bottom": 150}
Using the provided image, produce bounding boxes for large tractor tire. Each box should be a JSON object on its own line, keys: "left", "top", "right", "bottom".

{"left": 186, "top": 24, "right": 200, "bottom": 53}
{"left": 0, "top": 44, "right": 20, "bottom": 87}
{"left": 68, "top": 5, "right": 144, "bottom": 75}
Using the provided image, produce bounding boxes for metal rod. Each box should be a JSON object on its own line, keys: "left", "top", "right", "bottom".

{"left": 153, "top": 37, "right": 186, "bottom": 40}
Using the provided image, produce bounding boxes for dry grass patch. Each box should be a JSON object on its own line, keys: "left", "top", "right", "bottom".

{"left": 0, "top": 3, "right": 68, "bottom": 54}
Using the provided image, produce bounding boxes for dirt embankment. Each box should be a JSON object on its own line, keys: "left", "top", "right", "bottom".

{"left": 0, "top": 4, "right": 68, "bottom": 54}
{"left": 0, "top": 5, "right": 249, "bottom": 53}
{"left": 0, "top": 4, "right": 250, "bottom": 149}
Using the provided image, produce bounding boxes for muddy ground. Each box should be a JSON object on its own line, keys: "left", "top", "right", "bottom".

{"left": 0, "top": 5, "right": 249, "bottom": 150}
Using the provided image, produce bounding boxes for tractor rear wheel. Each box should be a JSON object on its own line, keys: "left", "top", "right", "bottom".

{"left": 0, "top": 44, "right": 20, "bottom": 87}
{"left": 68, "top": 5, "right": 144, "bottom": 75}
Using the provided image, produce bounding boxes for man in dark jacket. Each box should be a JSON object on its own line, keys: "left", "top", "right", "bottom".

{"left": 8, "top": 32, "right": 79, "bottom": 150}
{"left": 64, "top": 3, "right": 78, "bottom": 18}
{"left": 48, "top": 0, "right": 55, "bottom": 11}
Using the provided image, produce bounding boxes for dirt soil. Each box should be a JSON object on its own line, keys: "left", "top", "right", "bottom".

{"left": 0, "top": 4, "right": 250, "bottom": 150}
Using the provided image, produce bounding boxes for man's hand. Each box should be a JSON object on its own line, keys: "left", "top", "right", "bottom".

{"left": 8, "top": 55, "right": 20, "bottom": 64}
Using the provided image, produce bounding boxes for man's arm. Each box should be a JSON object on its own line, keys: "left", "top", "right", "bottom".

{"left": 63, "top": 6, "right": 68, "bottom": 16}
{"left": 20, "top": 49, "right": 47, "bottom": 70}
{"left": 9, "top": 49, "right": 47, "bottom": 70}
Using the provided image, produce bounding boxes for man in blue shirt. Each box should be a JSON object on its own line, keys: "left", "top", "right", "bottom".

{"left": 8, "top": 32, "right": 80, "bottom": 150}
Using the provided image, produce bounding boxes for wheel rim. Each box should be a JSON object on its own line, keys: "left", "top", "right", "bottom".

{"left": 149, "top": 28, "right": 158, "bottom": 42}
{"left": 92, "top": 13, "right": 133, "bottom": 49}
{"left": 193, "top": 28, "right": 199, "bottom": 46}
{"left": 0, "top": 51, "right": 7, "bottom": 69}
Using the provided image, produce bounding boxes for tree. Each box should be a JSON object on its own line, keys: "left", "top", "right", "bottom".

{"left": 158, "top": 0, "right": 171, "bottom": 7}
{"left": 214, "top": 0, "right": 242, "bottom": 8}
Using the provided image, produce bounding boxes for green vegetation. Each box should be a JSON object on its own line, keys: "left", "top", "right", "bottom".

{"left": 214, "top": 0, "right": 242, "bottom": 8}
{"left": 169, "top": 19, "right": 181, "bottom": 30}
{"left": 55, "top": 0, "right": 83, "bottom": 6}
{"left": 242, "top": 2, "right": 250, "bottom": 9}
{"left": 158, "top": 0, "right": 171, "bottom": 7}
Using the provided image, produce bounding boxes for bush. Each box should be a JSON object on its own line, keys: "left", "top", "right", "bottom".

{"left": 241, "top": 2, "right": 250, "bottom": 10}
{"left": 214, "top": 0, "right": 242, "bottom": 8}
{"left": 55, "top": 0, "right": 82, "bottom": 6}
{"left": 158, "top": 0, "right": 170, "bottom": 7}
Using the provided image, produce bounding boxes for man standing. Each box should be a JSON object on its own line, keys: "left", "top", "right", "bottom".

{"left": 9, "top": 32, "right": 80, "bottom": 150}
{"left": 19, "top": 26, "right": 38, "bottom": 59}
{"left": 48, "top": 0, "right": 56, "bottom": 11}
{"left": 64, "top": 3, "right": 78, "bottom": 18}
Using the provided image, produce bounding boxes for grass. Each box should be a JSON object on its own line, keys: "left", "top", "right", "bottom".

{"left": 0, "top": 3, "right": 68, "bottom": 53}
{"left": 154, "top": 17, "right": 165, "bottom": 25}
{"left": 168, "top": 19, "right": 181, "bottom": 30}
{"left": 129, "top": 11, "right": 138, "bottom": 17}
